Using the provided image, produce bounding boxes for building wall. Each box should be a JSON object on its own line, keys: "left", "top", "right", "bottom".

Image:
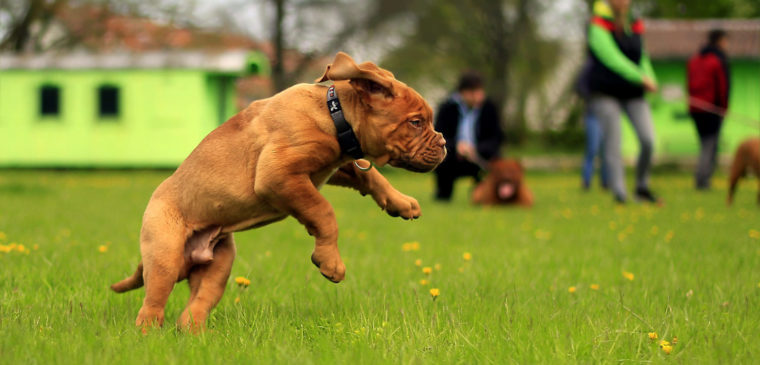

{"left": 0, "top": 69, "right": 238, "bottom": 167}
{"left": 621, "top": 60, "right": 760, "bottom": 159}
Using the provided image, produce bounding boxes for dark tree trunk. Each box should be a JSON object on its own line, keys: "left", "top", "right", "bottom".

{"left": 271, "top": 0, "right": 288, "bottom": 92}
{"left": 1, "top": 0, "right": 43, "bottom": 52}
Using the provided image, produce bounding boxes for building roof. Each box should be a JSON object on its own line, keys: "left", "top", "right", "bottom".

{"left": 644, "top": 19, "right": 760, "bottom": 60}
{"left": 0, "top": 50, "right": 253, "bottom": 72}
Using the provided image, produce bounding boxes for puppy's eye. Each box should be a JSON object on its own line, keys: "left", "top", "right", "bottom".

{"left": 409, "top": 120, "right": 421, "bottom": 128}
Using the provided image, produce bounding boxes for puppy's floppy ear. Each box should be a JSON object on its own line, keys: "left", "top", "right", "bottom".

{"left": 315, "top": 52, "right": 395, "bottom": 98}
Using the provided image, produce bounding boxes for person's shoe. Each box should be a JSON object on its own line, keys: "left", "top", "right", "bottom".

{"left": 635, "top": 188, "right": 659, "bottom": 203}
{"left": 582, "top": 180, "right": 590, "bottom": 191}
{"left": 614, "top": 193, "right": 627, "bottom": 204}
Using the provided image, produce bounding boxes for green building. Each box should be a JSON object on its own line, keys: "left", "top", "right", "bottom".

{"left": 0, "top": 50, "right": 268, "bottom": 167}
{"left": 621, "top": 19, "right": 760, "bottom": 159}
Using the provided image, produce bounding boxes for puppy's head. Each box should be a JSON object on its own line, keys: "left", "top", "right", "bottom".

{"left": 316, "top": 52, "right": 446, "bottom": 172}
{"left": 488, "top": 159, "right": 524, "bottom": 202}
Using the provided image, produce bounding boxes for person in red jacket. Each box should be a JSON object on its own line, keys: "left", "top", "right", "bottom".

{"left": 688, "top": 29, "right": 730, "bottom": 190}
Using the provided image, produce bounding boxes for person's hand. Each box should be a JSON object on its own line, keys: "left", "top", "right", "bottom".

{"left": 642, "top": 77, "right": 658, "bottom": 93}
{"left": 456, "top": 141, "right": 477, "bottom": 162}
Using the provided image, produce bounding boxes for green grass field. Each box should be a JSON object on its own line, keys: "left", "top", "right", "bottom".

{"left": 1, "top": 169, "right": 759, "bottom": 364}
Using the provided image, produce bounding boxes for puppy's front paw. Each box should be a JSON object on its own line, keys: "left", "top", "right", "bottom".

{"left": 381, "top": 191, "right": 421, "bottom": 220}
{"left": 311, "top": 246, "right": 346, "bottom": 283}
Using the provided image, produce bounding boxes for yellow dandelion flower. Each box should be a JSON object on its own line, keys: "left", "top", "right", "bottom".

{"left": 749, "top": 229, "right": 760, "bottom": 239}
{"left": 622, "top": 271, "right": 635, "bottom": 281}
{"left": 422, "top": 267, "right": 432, "bottom": 275}
{"left": 33, "top": 244, "right": 39, "bottom": 250}
{"left": 648, "top": 332, "right": 658, "bottom": 340}
{"left": 664, "top": 230, "right": 674, "bottom": 243}
{"left": 235, "top": 276, "right": 251, "bottom": 287}
{"left": 659, "top": 340, "right": 670, "bottom": 346}
{"left": 234, "top": 297, "right": 241, "bottom": 304}
{"left": 98, "top": 245, "right": 108, "bottom": 253}
{"left": 590, "top": 284, "right": 600, "bottom": 290}
{"left": 671, "top": 336, "right": 678, "bottom": 345}
{"left": 402, "top": 241, "right": 421, "bottom": 252}
{"left": 661, "top": 344, "right": 672, "bottom": 355}
{"left": 419, "top": 279, "right": 429, "bottom": 286}
{"left": 568, "top": 286, "right": 577, "bottom": 293}
{"left": 434, "top": 263, "right": 441, "bottom": 271}
{"left": 429, "top": 288, "right": 440, "bottom": 299}
{"left": 16, "top": 244, "right": 26, "bottom": 252}
{"left": 462, "top": 252, "right": 472, "bottom": 261}
{"left": 414, "top": 259, "right": 422, "bottom": 266}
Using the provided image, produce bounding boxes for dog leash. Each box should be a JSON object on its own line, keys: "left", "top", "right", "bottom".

{"left": 686, "top": 96, "right": 760, "bottom": 129}
{"left": 326, "top": 85, "right": 372, "bottom": 171}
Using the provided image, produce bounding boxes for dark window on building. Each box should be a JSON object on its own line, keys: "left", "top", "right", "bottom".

{"left": 98, "top": 85, "right": 120, "bottom": 118}
{"left": 40, "top": 85, "right": 60, "bottom": 116}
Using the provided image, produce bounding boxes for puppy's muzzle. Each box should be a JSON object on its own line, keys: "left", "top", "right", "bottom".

{"left": 395, "top": 133, "right": 446, "bottom": 172}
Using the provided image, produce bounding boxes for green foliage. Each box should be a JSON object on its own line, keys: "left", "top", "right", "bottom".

{"left": 377, "top": 0, "right": 562, "bottom": 141}
{"left": 637, "top": 0, "right": 760, "bottom": 18}
{"left": 1, "top": 170, "right": 760, "bottom": 363}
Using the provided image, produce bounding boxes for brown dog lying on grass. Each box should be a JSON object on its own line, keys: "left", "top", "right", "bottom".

{"left": 727, "top": 137, "right": 760, "bottom": 205}
{"left": 471, "top": 159, "right": 533, "bottom": 207}
{"left": 111, "top": 52, "right": 446, "bottom": 330}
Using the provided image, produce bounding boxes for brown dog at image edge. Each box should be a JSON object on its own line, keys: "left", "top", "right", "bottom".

{"left": 471, "top": 159, "right": 533, "bottom": 207}
{"left": 110, "top": 52, "right": 446, "bottom": 330}
{"left": 727, "top": 137, "right": 760, "bottom": 205}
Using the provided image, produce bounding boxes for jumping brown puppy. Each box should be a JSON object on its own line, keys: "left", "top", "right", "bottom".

{"left": 727, "top": 137, "right": 760, "bottom": 205}
{"left": 111, "top": 52, "right": 446, "bottom": 330}
{"left": 471, "top": 159, "right": 533, "bottom": 207}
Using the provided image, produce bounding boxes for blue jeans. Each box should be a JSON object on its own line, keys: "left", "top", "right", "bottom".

{"left": 582, "top": 112, "right": 608, "bottom": 188}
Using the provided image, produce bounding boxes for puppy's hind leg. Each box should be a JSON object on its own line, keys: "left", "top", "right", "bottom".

{"left": 136, "top": 202, "right": 191, "bottom": 329}
{"left": 727, "top": 148, "right": 746, "bottom": 206}
{"left": 178, "top": 234, "right": 236, "bottom": 332}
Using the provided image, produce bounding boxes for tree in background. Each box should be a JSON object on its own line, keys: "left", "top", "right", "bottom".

{"left": 377, "top": 0, "right": 561, "bottom": 143}
{"left": 637, "top": 0, "right": 760, "bottom": 18}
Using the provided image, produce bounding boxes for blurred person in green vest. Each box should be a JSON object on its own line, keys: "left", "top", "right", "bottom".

{"left": 587, "top": 0, "right": 659, "bottom": 204}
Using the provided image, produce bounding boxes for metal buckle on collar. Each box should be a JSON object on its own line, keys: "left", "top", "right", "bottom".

{"left": 353, "top": 159, "right": 372, "bottom": 172}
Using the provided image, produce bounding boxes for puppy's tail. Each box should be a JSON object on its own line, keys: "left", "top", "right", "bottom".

{"left": 110, "top": 262, "right": 144, "bottom": 293}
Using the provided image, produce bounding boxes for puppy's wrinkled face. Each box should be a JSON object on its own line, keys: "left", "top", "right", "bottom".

{"left": 316, "top": 52, "right": 446, "bottom": 172}
{"left": 356, "top": 80, "right": 446, "bottom": 172}
{"left": 489, "top": 159, "right": 524, "bottom": 201}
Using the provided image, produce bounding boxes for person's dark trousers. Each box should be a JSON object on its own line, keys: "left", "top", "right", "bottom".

{"left": 434, "top": 157, "right": 482, "bottom": 200}
{"left": 691, "top": 112, "right": 723, "bottom": 190}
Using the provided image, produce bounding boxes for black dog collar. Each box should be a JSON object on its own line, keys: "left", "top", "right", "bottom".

{"left": 327, "top": 85, "right": 364, "bottom": 159}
